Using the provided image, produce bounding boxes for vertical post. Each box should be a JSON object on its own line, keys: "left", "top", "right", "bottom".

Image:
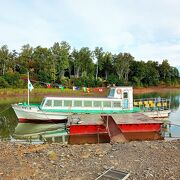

{"left": 97, "top": 128, "right": 99, "bottom": 144}
{"left": 28, "top": 72, "right": 29, "bottom": 106}
{"left": 95, "top": 57, "right": 98, "bottom": 80}
{"left": 62, "top": 135, "right": 65, "bottom": 144}
{"left": 169, "top": 123, "right": 172, "bottom": 138}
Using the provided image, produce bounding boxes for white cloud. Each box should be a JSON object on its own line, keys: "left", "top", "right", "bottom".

{"left": 0, "top": 0, "right": 180, "bottom": 67}
{"left": 130, "top": 43, "right": 180, "bottom": 66}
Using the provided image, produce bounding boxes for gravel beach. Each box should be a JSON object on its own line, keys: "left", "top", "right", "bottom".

{"left": 0, "top": 140, "right": 179, "bottom": 180}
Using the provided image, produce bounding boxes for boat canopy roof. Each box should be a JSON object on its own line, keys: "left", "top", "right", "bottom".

{"left": 39, "top": 86, "right": 134, "bottom": 110}
{"left": 43, "top": 86, "right": 133, "bottom": 101}
{"left": 108, "top": 86, "right": 133, "bottom": 99}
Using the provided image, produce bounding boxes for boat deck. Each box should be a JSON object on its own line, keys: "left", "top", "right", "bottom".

{"left": 68, "top": 113, "right": 163, "bottom": 125}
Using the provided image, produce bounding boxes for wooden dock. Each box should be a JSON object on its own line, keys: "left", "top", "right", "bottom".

{"left": 68, "top": 113, "right": 164, "bottom": 144}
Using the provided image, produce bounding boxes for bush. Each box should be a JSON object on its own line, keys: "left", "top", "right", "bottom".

{"left": 38, "top": 71, "right": 50, "bottom": 83}
{"left": 59, "top": 77, "right": 69, "bottom": 87}
{"left": 0, "top": 77, "right": 9, "bottom": 88}
{"left": 107, "top": 74, "right": 118, "bottom": 86}
{"left": 33, "top": 82, "right": 43, "bottom": 88}
{"left": 69, "top": 77, "right": 98, "bottom": 87}
{"left": 4, "top": 72, "right": 20, "bottom": 87}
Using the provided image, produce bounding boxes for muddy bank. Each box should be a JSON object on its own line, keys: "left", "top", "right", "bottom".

{"left": 133, "top": 87, "right": 180, "bottom": 94}
{"left": 0, "top": 140, "right": 179, "bottom": 179}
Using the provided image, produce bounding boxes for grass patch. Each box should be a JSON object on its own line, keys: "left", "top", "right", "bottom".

{"left": 0, "top": 88, "right": 108, "bottom": 105}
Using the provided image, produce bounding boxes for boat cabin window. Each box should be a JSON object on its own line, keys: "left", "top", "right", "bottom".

{"left": 103, "top": 101, "right": 111, "bottom": 107}
{"left": 74, "top": 100, "right": 82, "bottom": 107}
{"left": 54, "top": 100, "right": 62, "bottom": 107}
{"left": 108, "top": 89, "right": 115, "bottom": 98}
{"left": 113, "top": 101, "right": 121, "bottom": 108}
{"left": 123, "top": 92, "right": 128, "bottom": 99}
{"left": 93, "top": 101, "right": 102, "bottom": 107}
{"left": 84, "top": 101, "right": 92, "bottom": 107}
{"left": 44, "top": 100, "right": 52, "bottom": 107}
{"left": 64, "top": 100, "right": 72, "bottom": 107}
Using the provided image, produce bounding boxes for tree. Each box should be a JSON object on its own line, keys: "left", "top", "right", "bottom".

{"left": 71, "top": 49, "right": 81, "bottom": 78}
{"left": 79, "top": 47, "right": 94, "bottom": 77}
{"left": 10, "top": 50, "right": 19, "bottom": 72}
{"left": 143, "top": 61, "right": 160, "bottom": 86}
{"left": 33, "top": 46, "right": 53, "bottom": 82}
{"left": 18, "top": 44, "right": 33, "bottom": 73}
{"left": 159, "top": 60, "right": 171, "bottom": 83}
{"left": 113, "top": 53, "right": 134, "bottom": 83}
{"left": 129, "top": 61, "right": 146, "bottom": 86}
{"left": 0, "top": 45, "right": 11, "bottom": 76}
{"left": 51, "top": 41, "right": 70, "bottom": 79}
{"left": 93, "top": 47, "right": 104, "bottom": 80}
{"left": 71, "top": 47, "right": 94, "bottom": 78}
{"left": 101, "top": 52, "right": 113, "bottom": 80}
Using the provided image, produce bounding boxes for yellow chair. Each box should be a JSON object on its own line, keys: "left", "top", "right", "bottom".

{"left": 149, "top": 103, "right": 155, "bottom": 107}
{"left": 134, "top": 102, "right": 138, "bottom": 106}
{"left": 157, "top": 102, "right": 161, "bottom": 107}
{"left": 144, "top": 101, "right": 148, "bottom": 105}
{"left": 148, "top": 101, "right": 153, "bottom": 104}
{"left": 139, "top": 101, "right": 143, "bottom": 106}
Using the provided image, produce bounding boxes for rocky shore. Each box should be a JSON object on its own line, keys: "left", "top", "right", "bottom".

{"left": 0, "top": 139, "right": 179, "bottom": 180}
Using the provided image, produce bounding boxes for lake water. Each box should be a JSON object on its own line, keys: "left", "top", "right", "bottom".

{"left": 0, "top": 89, "right": 180, "bottom": 142}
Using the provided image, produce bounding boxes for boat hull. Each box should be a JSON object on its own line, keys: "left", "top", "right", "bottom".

{"left": 142, "top": 110, "right": 171, "bottom": 118}
{"left": 12, "top": 104, "right": 69, "bottom": 123}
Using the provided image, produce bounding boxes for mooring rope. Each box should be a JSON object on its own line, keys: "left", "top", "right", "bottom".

{"left": 169, "top": 123, "right": 180, "bottom": 127}
{"left": 0, "top": 105, "right": 11, "bottom": 115}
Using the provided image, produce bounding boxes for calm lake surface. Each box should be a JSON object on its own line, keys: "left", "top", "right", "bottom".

{"left": 0, "top": 89, "right": 180, "bottom": 141}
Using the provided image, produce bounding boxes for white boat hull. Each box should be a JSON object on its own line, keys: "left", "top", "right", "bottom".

{"left": 142, "top": 110, "right": 171, "bottom": 119}
{"left": 12, "top": 104, "right": 69, "bottom": 123}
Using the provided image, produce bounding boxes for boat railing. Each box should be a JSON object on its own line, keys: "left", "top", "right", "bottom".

{"left": 133, "top": 97, "right": 171, "bottom": 111}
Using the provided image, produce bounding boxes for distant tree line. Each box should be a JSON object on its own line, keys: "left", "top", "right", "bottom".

{"left": 0, "top": 41, "right": 179, "bottom": 88}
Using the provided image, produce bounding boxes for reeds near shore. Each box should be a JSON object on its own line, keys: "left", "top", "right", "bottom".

{"left": 0, "top": 88, "right": 108, "bottom": 105}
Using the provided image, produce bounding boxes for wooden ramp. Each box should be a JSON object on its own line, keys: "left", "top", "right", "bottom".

{"left": 101, "top": 115, "right": 127, "bottom": 143}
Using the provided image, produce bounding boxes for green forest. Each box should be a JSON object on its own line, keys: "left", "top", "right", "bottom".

{"left": 0, "top": 41, "right": 179, "bottom": 88}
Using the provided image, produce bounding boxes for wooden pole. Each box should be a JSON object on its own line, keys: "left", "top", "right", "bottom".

{"left": 28, "top": 72, "right": 29, "bottom": 106}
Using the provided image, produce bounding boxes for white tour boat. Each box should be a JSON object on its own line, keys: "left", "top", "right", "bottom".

{"left": 12, "top": 86, "right": 171, "bottom": 123}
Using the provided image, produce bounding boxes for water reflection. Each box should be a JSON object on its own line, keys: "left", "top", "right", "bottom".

{"left": 0, "top": 106, "right": 18, "bottom": 139}
{"left": 167, "top": 105, "right": 180, "bottom": 138}
{"left": 13, "top": 122, "right": 68, "bottom": 143}
{"left": 0, "top": 104, "right": 68, "bottom": 142}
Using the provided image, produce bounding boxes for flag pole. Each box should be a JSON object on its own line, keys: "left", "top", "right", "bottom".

{"left": 28, "top": 71, "right": 29, "bottom": 106}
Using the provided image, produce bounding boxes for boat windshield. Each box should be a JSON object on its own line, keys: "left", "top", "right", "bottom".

{"left": 40, "top": 98, "right": 46, "bottom": 107}
{"left": 108, "top": 89, "right": 115, "bottom": 98}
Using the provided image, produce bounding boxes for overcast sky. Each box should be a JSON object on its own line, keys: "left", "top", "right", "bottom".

{"left": 0, "top": 0, "right": 180, "bottom": 67}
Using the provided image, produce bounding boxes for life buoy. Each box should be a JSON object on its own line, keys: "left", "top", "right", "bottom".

{"left": 87, "top": 88, "right": 90, "bottom": 93}
{"left": 117, "top": 88, "right": 122, "bottom": 94}
{"left": 99, "top": 88, "right": 103, "bottom": 92}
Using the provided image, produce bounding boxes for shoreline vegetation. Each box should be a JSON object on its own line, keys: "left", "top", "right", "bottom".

{"left": 0, "top": 86, "right": 180, "bottom": 98}
{"left": 0, "top": 86, "right": 179, "bottom": 99}
{"left": 0, "top": 43, "right": 180, "bottom": 91}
